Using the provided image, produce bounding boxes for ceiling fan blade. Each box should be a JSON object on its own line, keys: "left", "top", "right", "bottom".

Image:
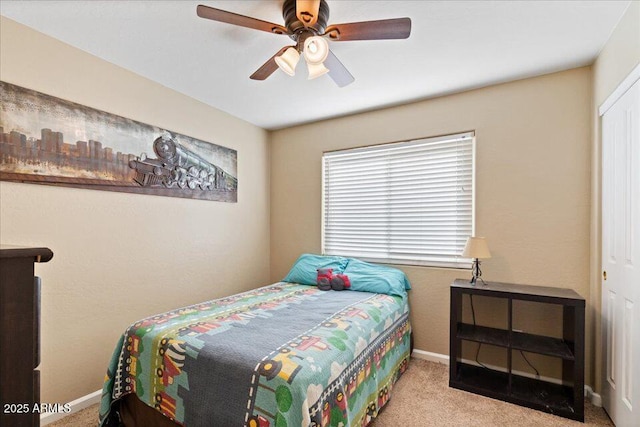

{"left": 296, "top": 0, "right": 321, "bottom": 27}
{"left": 197, "top": 4, "right": 289, "bottom": 35}
{"left": 324, "top": 17, "right": 411, "bottom": 41}
{"left": 250, "top": 46, "right": 294, "bottom": 80}
{"left": 324, "top": 50, "right": 355, "bottom": 87}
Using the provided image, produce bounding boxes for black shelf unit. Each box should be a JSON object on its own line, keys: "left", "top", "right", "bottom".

{"left": 449, "top": 279, "right": 585, "bottom": 422}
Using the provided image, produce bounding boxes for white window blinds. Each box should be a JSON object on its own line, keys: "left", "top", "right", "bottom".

{"left": 322, "top": 132, "right": 474, "bottom": 268}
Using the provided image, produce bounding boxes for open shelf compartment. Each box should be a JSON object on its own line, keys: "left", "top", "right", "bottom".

{"left": 456, "top": 323, "right": 575, "bottom": 360}
{"left": 450, "top": 362, "right": 509, "bottom": 397}
{"left": 456, "top": 323, "right": 508, "bottom": 346}
{"left": 512, "top": 330, "right": 574, "bottom": 360}
{"left": 510, "top": 373, "right": 578, "bottom": 420}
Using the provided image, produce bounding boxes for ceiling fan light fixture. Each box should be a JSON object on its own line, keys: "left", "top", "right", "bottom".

{"left": 303, "top": 36, "right": 329, "bottom": 64}
{"left": 196, "top": 2, "right": 413, "bottom": 86}
{"left": 275, "top": 47, "right": 300, "bottom": 76}
{"left": 307, "top": 61, "right": 330, "bottom": 80}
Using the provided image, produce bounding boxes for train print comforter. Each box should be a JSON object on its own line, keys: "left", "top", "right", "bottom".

{"left": 100, "top": 282, "right": 411, "bottom": 427}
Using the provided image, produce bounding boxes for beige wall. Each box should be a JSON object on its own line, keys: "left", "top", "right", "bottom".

{"left": 590, "top": 1, "right": 640, "bottom": 393}
{"left": 0, "top": 17, "right": 271, "bottom": 403}
{"left": 270, "top": 68, "right": 593, "bottom": 383}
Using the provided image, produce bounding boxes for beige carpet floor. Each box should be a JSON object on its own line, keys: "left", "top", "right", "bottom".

{"left": 49, "top": 359, "right": 613, "bottom": 427}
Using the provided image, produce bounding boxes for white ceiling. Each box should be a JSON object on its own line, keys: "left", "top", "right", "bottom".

{"left": 0, "top": 1, "right": 631, "bottom": 130}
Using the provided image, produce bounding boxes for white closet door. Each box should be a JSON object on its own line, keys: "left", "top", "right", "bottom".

{"left": 601, "top": 76, "right": 640, "bottom": 427}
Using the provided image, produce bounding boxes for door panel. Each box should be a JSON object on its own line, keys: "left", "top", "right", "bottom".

{"left": 606, "top": 290, "right": 616, "bottom": 388}
{"left": 622, "top": 298, "right": 632, "bottom": 410}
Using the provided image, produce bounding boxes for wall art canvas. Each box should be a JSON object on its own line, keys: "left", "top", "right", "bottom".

{"left": 0, "top": 81, "right": 237, "bottom": 202}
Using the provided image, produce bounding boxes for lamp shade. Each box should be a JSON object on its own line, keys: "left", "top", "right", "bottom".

{"left": 275, "top": 47, "right": 300, "bottom": 76}
{"left": 462, "top": 237, "right": 492, "bottom": 259}
{"left": 303, "top": 36, "right": 329, "bottom": 64}
{"left": 307, "top": 61, "right": 329, "bottom": 79}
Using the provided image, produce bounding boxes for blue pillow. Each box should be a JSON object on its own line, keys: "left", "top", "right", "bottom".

{"left": 283, "top": 254, "right": 349, "bottom": 285}
{"left": 342, "top": 258, "right": 410, "bottom": 297}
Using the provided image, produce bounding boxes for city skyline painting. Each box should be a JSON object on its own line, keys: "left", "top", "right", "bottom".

{"left": 0, "top": 81, "right": 237, "bottom": 202}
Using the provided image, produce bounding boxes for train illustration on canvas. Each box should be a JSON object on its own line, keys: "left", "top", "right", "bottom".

{"left": 0, "top": 81, "right": 238, "bottom": 202}
{"left": 129, "top": 132, "right": 237, "bottom": 192}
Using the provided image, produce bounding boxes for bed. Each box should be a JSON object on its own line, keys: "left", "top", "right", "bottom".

{"left": 99, "top": 255, "right": 412, "bottom": 427}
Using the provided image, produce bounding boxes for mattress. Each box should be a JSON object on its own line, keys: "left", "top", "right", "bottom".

{"left": 99, "top": 282, "right": 411, "bottom": 426}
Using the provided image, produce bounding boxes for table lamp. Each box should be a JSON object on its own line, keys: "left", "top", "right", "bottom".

{"left": 462, "top": 236, "right": 491, "bottom": 285}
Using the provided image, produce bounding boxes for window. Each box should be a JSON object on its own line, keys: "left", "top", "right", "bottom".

{"left": 322, "top": 132, "right": 474, "bottom": 268}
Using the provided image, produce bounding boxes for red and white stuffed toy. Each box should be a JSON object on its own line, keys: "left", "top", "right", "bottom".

{"left": 317, "top": 268, "right": 351, "bottom": 291}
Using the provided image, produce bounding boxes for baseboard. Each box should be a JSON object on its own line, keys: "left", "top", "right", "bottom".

{"left": 40, "top": 389, "right": 101, "bottom": 426}
{"left": 584, "top": 385, "right": 603, "bottom": 407}
{"left": 411, "top": 348, "right": 449, "bottom": 364}
{"left": 411, "top": 348, "right": 600, "bottom": 405}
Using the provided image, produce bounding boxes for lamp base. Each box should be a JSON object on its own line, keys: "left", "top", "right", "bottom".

{"left": 470, "top": 258, "right": 486, "bottom": 286}
{"left": 469, "top": 276, "right": 487, "bottom": 286}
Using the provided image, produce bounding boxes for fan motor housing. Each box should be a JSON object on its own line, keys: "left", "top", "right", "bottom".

{"left": 283, "top": 0, "right": 330, "bottom": 37}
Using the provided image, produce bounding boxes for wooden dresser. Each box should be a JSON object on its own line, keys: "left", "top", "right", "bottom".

{"left": 0, "top": 245, "right": 53, "bottom": 427}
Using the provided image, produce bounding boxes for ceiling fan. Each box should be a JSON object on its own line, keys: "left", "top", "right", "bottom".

{"left": 196, "top": 0, "right": 411, "bottom": 87}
